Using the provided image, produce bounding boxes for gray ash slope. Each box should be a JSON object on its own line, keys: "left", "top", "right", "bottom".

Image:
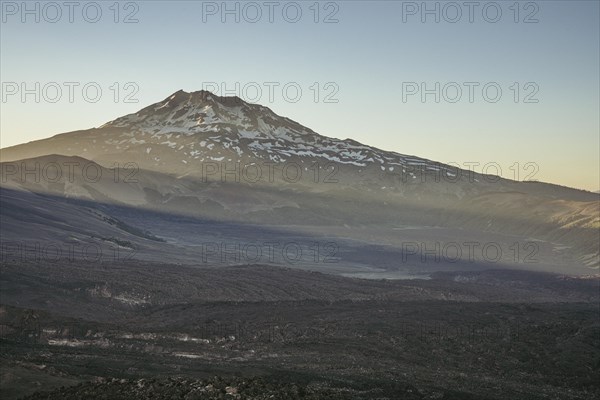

{"left": 0, "top": 90, "right": 598, "bottom": 271}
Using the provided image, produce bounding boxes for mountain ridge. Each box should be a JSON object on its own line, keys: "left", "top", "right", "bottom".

{"left": 1, "top": 90, "right": 598, "bottom": 272}
{"left": 0, "top": 89, "right": 501, "bottom": 190}
{"left": 0, "top": 89, "right": 595, "bottom": 203}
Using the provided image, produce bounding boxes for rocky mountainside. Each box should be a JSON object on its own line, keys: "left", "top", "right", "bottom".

{"left": 2, "top": 90, "right": 455, "bottom": 184}
{"left": 0, "top": 90, "right": 598, "bottom": 271}
{"left": 1, "top": 90, "right": 593, "bottom": 197}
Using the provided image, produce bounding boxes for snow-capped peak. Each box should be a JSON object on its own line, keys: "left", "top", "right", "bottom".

{"left": 95, "top": 90, "right": 451, "bottom": 174}
{"left": 101, "top": 90, "right": 313, "bottom": 141}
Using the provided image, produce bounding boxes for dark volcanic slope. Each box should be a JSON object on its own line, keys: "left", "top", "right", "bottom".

{"left": 1, "top": 261, "right": 597, "bottom": 325}
{"left": 1, "top": 91, "right": 598, "bottom": 271}
{"left": 2, "top": 273, "right": 598, "bottom": 400}
{"left": 1, "top": 157, "right": 599, "bottom": 274}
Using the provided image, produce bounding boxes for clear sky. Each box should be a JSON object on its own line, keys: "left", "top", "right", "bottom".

{"left": 1, "top": 0, "right": 599, "bottom": 191}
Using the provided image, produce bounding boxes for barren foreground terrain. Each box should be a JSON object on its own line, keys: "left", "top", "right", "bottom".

{"left": 1, "top": 261, "right": 598, "bottom": 399}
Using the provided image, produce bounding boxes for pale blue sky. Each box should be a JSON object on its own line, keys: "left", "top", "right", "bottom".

{"left": 1, "top": 0, "right": 598, "bottom": 190}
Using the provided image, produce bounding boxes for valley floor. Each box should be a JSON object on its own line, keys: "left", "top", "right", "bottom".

{"left": 0, "top": 263, "right": 598, "bottom": 399}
